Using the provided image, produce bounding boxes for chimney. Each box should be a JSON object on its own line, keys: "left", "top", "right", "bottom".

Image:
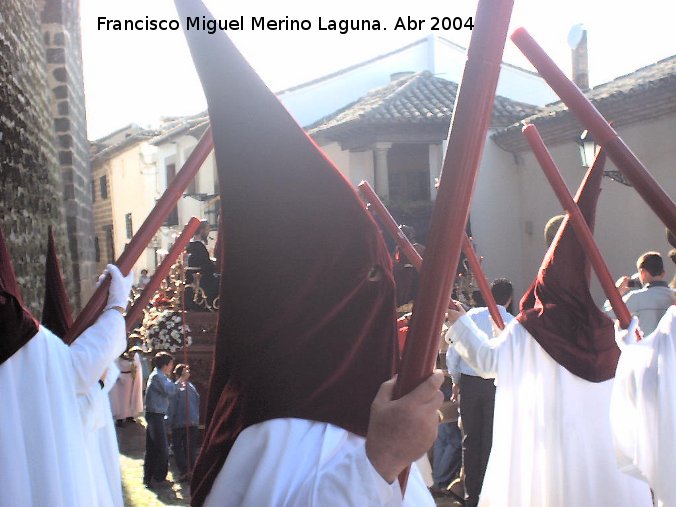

{"left": 570, "top": 27, "right": 589, "bottom": 90}
{"left": 390, "top": 71, "right": 415, "bottom": 82}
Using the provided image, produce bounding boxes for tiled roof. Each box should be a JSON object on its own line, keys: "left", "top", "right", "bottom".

{"left": 492, "top": 55, "right": 676, "bottom": 152}
{"left": 90, "top": 125, "right": 159, "bottom": 163}
{"left": 150, "top": 112, "right": 209, "bottom": 145}
{"left": 89, "top": 112, "right": 209, "bottom": 164}
{"left": 307, "top": 71, "right": 540, "bottom": 142}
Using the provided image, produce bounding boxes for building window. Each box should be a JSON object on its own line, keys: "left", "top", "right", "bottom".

{"left": 125, "top": 213, "right": 133, "bottom": 239}
{"left": 165, "top": 163, "right": 179, "bottom": 226}
{"left": 94, "top": 237, "right": 100, "bottom": 262}
{"left": 187, "top": 176, "right": 197, "bottom": 195}
{"left": 387, "top": 144, "right": 431, "bottom": 202}
{"left": 91, "top": 180, "right": 96, "bottom": 203}
{"left": 100, "top": 175, "right": 108, "bottom": 199}
{"left": 104, "top": 225, "right": 115, "bottom": 263}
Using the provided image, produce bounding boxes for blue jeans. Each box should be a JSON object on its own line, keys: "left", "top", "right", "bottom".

{"left": 144, "top": 412, "right": 169, "bottom": 483}
{"left": 432, "top": 421, "right": 462, "bottom": 488}
{"left": 172, "top": 425, "right": 200, "bottom": 476}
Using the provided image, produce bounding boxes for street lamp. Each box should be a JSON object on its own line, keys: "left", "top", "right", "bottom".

{"left": 576, "top": 130, "right": 632, "bottom": 186}
{"left": 577, "top": 129, "right": 597, "bottom": 169}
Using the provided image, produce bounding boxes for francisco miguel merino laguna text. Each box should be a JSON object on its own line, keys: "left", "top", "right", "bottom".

{"left": 99, "top": 15, "right": 391, "bottom": 35}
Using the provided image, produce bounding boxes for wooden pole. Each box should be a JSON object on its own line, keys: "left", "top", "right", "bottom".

{"left": 358, "top": 181, "right": 422, "bottom": 271}
{"left": 357, "top": 181, "right": 504, "bottom": 329}
{"left": 511, "top": 28, "right": 676, "bottom": 234}
{"left": 461, "top": 235, "right": 504, "bottom": 330}
{"left": 523, "top": 124, "right": 632, "bottom": 328}
{"left": 64, "top": 128, "right": 214, "bottom": 343}
{"left": 125, "top": 217, "right": 202, "bottom": 332}
{"left": 393, "top": 0, "right": 515, "bottom": 490}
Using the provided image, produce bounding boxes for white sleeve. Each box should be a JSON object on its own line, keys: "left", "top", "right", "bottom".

{"left": 289, "top": 442, "right": 405, "bottom": 506}
{"left": 445, "top": 314, "right": 500, "bottom": 377}
{"left": 69, "top": 309, "right": 126, "bottom": 394}
{"left": 204, "top": 419, "right": 434, "bottom": 507}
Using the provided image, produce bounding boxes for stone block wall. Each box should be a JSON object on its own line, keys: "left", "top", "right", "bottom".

{"left": 42, "top": 0, "right": 97, "bottom": 310}
{"left": 0, "top": 0, "right": 72, "bottom": 316}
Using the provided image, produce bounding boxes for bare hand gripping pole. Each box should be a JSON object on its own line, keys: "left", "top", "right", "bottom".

{"left": 393, "top": 0, "right": 515, "bottom": 491}
{"left": 124, "top": 217, "right": 202, "bottom": 333}
{"left": 523, "top": 124, "right": 633, "bottom": 328}
{"left": 511, "top": 28, "right": 676, "bottom": 235}
{"left": 357, "top": 180, "right": 505, "bottom": 330}
{"left": 64, "top": 128, "right": 213, "bottom": 343}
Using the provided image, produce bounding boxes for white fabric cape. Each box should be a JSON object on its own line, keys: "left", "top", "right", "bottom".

{"left": 78, "top": 362, "right": 124, "bottom": 507}
{"left": 203, "top": 418, "right": 434, "bottom": 507}
{"left": 446, "top": 316, "right": 652, "bottom": 507}
{"left": 0, "top": 310, "right": 125, "bottom": 507}
{"left": 611, "top": 305, "right": 676, "bottom": 507}
{"left": 108, "top": 351, "right": 143, "bottom": 419}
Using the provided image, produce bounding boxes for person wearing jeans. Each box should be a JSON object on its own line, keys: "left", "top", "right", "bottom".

{"left": 168, "top": 363, "right": 201, "bottom": 482}
{"left": 143, "top": 352, "right": 188, "bottom": 488}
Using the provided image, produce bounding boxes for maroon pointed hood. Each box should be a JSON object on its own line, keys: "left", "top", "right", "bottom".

{"left": 41, "top": 226, "right": 73, "bottom": 340}
{"left": 0, "top": 225, "right": 40, "bottom": 365}
{"left": 174, "top": 1, "right": 399, "bottom": 504}
{"left": 518, "top": 151, "right": 618, "bottom": 382}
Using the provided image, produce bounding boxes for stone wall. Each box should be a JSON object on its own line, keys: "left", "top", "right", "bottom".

{"left": 0, "top": 0, "right": 72, "bottom": 316}
{"left": 42, "top": 0, "right": 97, "bottom": 310}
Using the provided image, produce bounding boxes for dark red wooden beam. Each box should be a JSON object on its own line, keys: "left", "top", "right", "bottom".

{"left": 393, "top": 0, "right": 515, "bottom": 490}
{"left": 357, "top": 180, "right": 504, "bottom": 330}
{"left": 125, "top": 217, "right": 202, "bottom": 332}
{"left": 512, "top": 28, "right": 676, "bottom": 235}
{"left": 523, "top": 124, "right": 632, "bottom": 328}
{"left": 64, "top": 128, "right": 213, "bottom": 343}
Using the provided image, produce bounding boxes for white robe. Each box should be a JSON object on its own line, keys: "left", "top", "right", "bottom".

{"left": 203, "top": 418, "right": 434, "bottom": 507}
{"left": 78, "top": 362, "right": 124, "bottom": 507}
{"left": 108, "top": 351, "right": 143, "bottom": 420}
{"left": 611, "top": 306, "right": 676, "bottom": 507}
{"left": 0, "top": 310, "right": 125, "bottom": 507}
{"left": 446, "top": 316, "right": 652, "bottom": 507}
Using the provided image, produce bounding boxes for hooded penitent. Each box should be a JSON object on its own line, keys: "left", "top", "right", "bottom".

{"left": 41, "top": 226, "right": 73, "bottom": 340}
{"left": 518, "top": 151, "right": 619, "bottom": 382}
{"left": 0, "top": 225, "right": 39, "bottom": 365}
{"left": 173, "top": 1, "right": 399, "bottom": 505}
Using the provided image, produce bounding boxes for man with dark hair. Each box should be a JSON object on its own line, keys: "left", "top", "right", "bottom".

{"left": 605, "top": 251, "right": 675, "bottom": 335}
{"left": 143, "top": 351, "right": 189, "bottom": 488}
{"left": 446, "top": 277, "right": 515, "bottom": 507}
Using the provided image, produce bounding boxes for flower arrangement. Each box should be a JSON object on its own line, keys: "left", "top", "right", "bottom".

{"left": 142, "top": 308, "right": 192, "bottom": 353}
{"left": 131, "top": 260, "right": 193, "bottom": 353}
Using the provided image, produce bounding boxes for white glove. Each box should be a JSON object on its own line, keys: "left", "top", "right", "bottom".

{"left": 102, "top": 264, "right": 134, "bottom": 311}
{"left": 614, "top": 315, "right": 641, "bottom": 348}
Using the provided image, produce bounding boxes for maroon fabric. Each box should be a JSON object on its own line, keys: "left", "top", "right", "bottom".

{"left": 174, "top": 2, "right": 399, "bottom": 505}
{"left": 518, "top": 152, "right": 619, "bottom": 382}
{"left": 41, "top": 226, "right": 73, "bottom": 340}
{"left": 0, "top": 225, "right": 39, "bottom": 365}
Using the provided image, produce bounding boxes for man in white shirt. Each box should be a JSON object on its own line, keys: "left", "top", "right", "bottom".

{"left": 444, "top": 154, "right": 651, "bottom": 506}
{"left": 446, "top": 278, "right": 515, "bottom": 507}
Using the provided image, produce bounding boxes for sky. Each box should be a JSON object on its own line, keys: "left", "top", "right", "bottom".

{"left": 81, "top": 0, "right": 676, "bottom": 140}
